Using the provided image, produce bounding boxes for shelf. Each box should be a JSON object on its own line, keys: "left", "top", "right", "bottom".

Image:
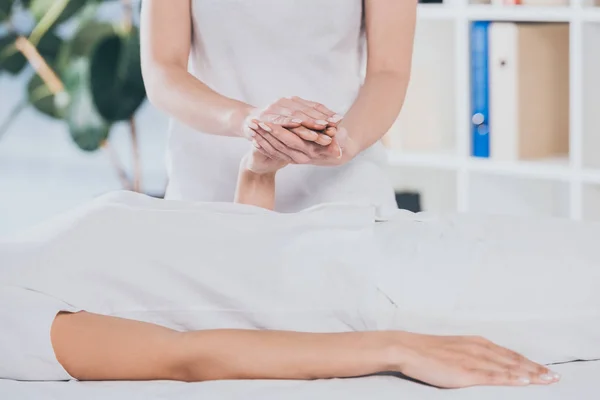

{"left": 582, "top": 7, "right": 600, "bottom": 22}
{"left": 469, "top": 173, "right": 570, "bottom": 219}
{"left": 582, "top": 168, "right": 600, "bottom": 184}
{"left": 386, "top": 152, "right": 574, "bottom": 180}
{"left": 466, "top": 157, "right": 572, "bottom": 180}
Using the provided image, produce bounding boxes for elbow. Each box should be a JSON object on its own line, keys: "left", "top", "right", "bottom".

{"left": 141, "top": 62, "right": 183, "bottom": 113}
{"left": 142, "top": 69, "right": 167, "bottom": 112}
{"left": 367, "top": 68, "right": 411, "bottom": 86}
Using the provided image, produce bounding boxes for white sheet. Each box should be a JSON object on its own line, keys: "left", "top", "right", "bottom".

{"left": 1, "top": 360, "right": 599, "bottom": 400}
{"left": 1, "top": 191, "right": 600, "bottom": 382}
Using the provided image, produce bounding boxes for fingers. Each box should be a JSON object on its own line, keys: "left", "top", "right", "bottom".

{"left": 324, "top": 126, "right": 337, "bottom": 137}
{"left": 290, "top": 110, "right": 330, "bottom": 131}
{"left": 261, "top": 114, "right": 304, "bottom": 129}
{"left": 286, "top": 126, "right": 319, "bottom": 142}
{"left": 469, "top": 367, "right": 561, "bottom": 388}
{"left": 467, "top": 337, "right": 561, "bottom": 387}
{"left": 278, "top": 98, "right": 331, "bottom": 130}
{"left": 314, "top": 134, "right": 333, "bottom": 146}
{"left": 290, "top": 126, "right": 332, "bottom": 146}
{"left": 252, "top": 130, "right": 292, "bottom": 163}
{"left": 476, "top": 337, "right": 551, "bottom": 375}
{"left": 291, "top": 96, "right": 343, "bottom": 125}
{"left": 253, "top": 122, "right": 311, "bottom": 164}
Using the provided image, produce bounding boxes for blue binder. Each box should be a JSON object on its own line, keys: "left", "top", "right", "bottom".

{"left": 470, "top": 21, "right": 490, "bottom": 158}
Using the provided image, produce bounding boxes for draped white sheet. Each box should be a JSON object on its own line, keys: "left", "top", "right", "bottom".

{"left": 1, "top": 191, "right": 599, "bottom": 382}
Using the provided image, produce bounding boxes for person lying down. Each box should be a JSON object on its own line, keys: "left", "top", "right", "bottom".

{"left": 1, "top": 147, "right": 599, "bottom": 389}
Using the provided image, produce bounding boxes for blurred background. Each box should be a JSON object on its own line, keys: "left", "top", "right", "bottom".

{"left": 1, "top": 0, "right": 599, "bottom": 237}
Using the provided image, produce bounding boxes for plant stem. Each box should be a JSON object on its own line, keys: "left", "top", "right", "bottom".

{"left": 103, "top": 139, "right": 133, "bottom": 191}
{"left": 121, "top": 0, "right": 133, "bottom": 33}
{"left": 15, "top": 36, "right": 64, "bottom": 94}
{"left": 0, "top": 100, "right": 28, "bottom": 141}
{"left": 28, "top": 0, "right": 70, "bottom": 46}
{"left": 129, "top": 116, "right": 142, "bottom": 193}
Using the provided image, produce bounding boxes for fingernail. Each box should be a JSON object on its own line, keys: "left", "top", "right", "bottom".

{"left": 550, "top": 372, "right": 561, "bottom": 380}
{"left": 328, "top": 114, "right": 343, "bottom": 123}
{"left": 517, "top": 377, "right": 531, "bottom": 385}
{"left": 540, "top": 374, "right": 554, "bottom": 382}
{"left": 248, "top": 122, "right": 259, "bottom": 130}
{"left": 258, "top": 122, "right": 272, "bottom": 132}
{"left": 320, "top": 135, "right": 332, "bottom": 144}
{"left": 337, "top": 145, "right": 343, "bottom": 159}
{"left": 249, "top": 130, "right": 256, "bottom": 137}
{"left": 316, "top": 120, "right": 328, "bottom": 126}
{"left": 252, "top": 140, "right": 260, "bottom": 148}
{"left": 292, "top": 118, "right": 303, "bottom": 123}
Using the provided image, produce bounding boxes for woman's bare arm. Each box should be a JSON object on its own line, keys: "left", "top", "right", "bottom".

{"left": 234, "top": 149, "right": 288, "bottom": 210}
{"left": 51, "top": 312, "right": 557, "bottom": 387}
{"left": 337, "top": 0, "right": 418, "bottom": 162}
{"left": 234, "top": 168, "right": 277, "bottom": 211}
{"left": 140, "top": 0, "right": 253, "bottom": 137}
{"left": 51, "top": 312, "right": 396, "bottom": 382}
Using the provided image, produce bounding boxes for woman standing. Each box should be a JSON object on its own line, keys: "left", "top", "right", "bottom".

{"left": 141, "top": 0, "right": 416, "bottom": 212}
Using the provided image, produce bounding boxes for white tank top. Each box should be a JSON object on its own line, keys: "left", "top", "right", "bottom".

{"left": 165, "top": 0, "right": 397, "bottom": 213}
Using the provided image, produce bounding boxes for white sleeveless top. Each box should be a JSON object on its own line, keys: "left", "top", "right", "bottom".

{"left": 165, "top": 0, "right": 397, "bottom": 213}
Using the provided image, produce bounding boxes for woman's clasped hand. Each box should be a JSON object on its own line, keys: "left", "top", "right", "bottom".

{"left": 242, "top": 96, "right": 353, "bottom": 166}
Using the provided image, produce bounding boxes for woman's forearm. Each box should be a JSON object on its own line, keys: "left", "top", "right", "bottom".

{"left": 144, "top": 64, "right": 253, "bottom": 137}
{"left": 52, "top": 312, "right": 399, "bottom": 382}
{"left": 339, "top": 71, "right": 410, "bottom": 161}
{"left": 140, "top": 0, "right": 254, "bottom": 138}
{"left": 177, "top": 329, "right": 398, "bottom": 381}
{"left": 336, "top": 0, "right": 417, "bottom": 162}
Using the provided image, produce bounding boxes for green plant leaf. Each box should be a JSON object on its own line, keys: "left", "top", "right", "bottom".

{"left": 29, "top": 0, "right": 85, "bottom": 26}
{"left": 37, "top": 30, "right": 62, "bottom": 64}
{"left": 56, "top": 20, "right": 114, "bottom": 72}
{"left": 69, "top": 21, "right": 114, "bottom": 58}
{"left": 0, "top": 0, "right": 13, "bottom": 23}
{"left": 90, "top": 28, "right": 146, "bottom": 122}
{"left": 0, "top": 33, "right": 26, "bottom": 74}
{"left": 63, "top": 57, "right": 110, "bottom": 152}
{"left": 27, "top": 72, "right": 62, "bottom": 119}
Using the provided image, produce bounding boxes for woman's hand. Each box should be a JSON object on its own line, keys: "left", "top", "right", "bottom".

{"left": 243, "top": 96, "right": 343, "bottom": 138}
{"left": 242, "top": 97, "right": 349, "bottom": 164}
{"left": 394, "top": 332, "right": 561, "bottom": 389}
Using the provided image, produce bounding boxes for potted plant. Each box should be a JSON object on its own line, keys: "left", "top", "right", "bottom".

{"left": 0, "top": 0, "right": 148, "bottom": 192}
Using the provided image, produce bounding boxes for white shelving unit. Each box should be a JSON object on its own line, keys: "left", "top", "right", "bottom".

{"left": 386, "top": 0, "right": 600, "bottom": 221}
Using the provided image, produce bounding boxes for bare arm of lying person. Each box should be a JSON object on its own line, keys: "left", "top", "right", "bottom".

{"left": 48, "top": 149, "right": 560, "bottom": 389}
{"left": 51, "top": 311, "right": 558, "bottom": 388}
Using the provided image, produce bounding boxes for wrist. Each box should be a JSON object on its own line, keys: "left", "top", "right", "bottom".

{"left": 231, "top": 104, "right": 259, "bottom": 138}
{"left": 240, "top": 154, "right": 277, "bottom": 180}
{"left": 383, "top": 332, "right": 415, "bottom": 374}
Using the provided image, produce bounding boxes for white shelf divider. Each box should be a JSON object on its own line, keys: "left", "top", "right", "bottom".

{"left": 386, "top": 2, "right": 594, "bottom": 220}
{"left": 569, "top": 0, "right": 584, "bottom": 220}
{"left": 455, "top": 0, "right": 471, "bottom": 213}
